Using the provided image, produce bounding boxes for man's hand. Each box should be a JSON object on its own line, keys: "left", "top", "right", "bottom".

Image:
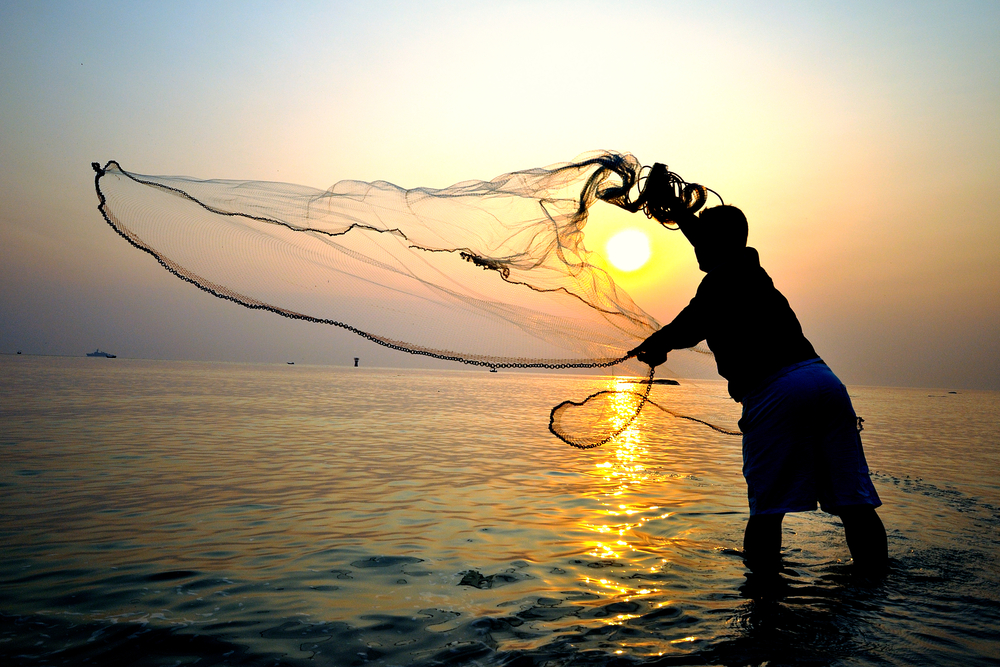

{"left": 628, "top": 337, "right": 668, "bottom": 368}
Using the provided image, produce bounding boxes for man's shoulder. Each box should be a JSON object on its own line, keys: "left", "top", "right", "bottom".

{"left": 734, "top": 247, "right": 771, "bottom": 284}
{"left": 701, "top": 248, "right": 766, "bottom": 286}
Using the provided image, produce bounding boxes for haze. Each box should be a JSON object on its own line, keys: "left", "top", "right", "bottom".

{"left": 1, "top": 1, "right": 997, "bottom": 389}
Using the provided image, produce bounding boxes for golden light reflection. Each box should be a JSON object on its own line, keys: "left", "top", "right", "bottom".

{"left": 576, "top": 375, "right": 674, "bottom": 624}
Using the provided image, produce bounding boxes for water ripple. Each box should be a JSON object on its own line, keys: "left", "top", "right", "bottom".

{"left": 1, "top": 356, "right": 998, "bottom": 665}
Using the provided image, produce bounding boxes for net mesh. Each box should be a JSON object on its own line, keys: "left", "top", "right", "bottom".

{"left": 92, "top": 150, "right": 731, "bottom": 448}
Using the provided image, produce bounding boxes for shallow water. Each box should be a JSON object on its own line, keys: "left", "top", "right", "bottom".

{"left": 1, "top": 356, "right": 998, "bottom": 665}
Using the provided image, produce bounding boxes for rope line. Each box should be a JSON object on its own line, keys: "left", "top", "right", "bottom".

{"left": 93, "top": 159, "right": 740, "bottom": 448}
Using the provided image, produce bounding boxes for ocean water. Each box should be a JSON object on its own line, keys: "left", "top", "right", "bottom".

{"left": 1, "top": 356, "right": 998, "bottom": 666}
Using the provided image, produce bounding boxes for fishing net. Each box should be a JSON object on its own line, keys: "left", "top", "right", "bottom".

{"left": 92, "top": 150, "right": 730, "bottom": 448}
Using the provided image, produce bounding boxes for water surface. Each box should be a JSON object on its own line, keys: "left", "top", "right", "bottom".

{"left": 1, "top": 356, "right": 998, "bottom": 665}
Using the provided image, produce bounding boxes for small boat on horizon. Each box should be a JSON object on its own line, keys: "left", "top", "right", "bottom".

{"left": 622, "top": 377, "right": 679, "bottom": 385}
{"left": 86, "top": 349, "right": 117, "bottom": 358}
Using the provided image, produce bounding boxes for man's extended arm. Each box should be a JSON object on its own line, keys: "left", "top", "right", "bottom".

{"left": 629, "top": 295, "right": 707, "bottom": 368}
{"left": 671, "top": 207, "right": 703, "bottom": 248}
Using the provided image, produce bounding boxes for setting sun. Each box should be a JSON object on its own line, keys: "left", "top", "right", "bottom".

{"left": 605, "top": 229, "right": 651, "bottom": 272}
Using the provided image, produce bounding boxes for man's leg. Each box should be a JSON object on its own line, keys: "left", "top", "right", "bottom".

{"left": 743, "top": 513, "right": 784, "bottom": 574}
{"left": 839, "top": 505, "right": 888, "bottom": 575}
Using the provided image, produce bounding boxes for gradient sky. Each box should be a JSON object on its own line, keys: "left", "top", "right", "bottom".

{"left": 1, "top": 0, "right": 998, "bottom": 389}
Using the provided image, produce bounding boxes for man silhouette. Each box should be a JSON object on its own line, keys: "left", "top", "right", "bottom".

{"left": 629, "top": 204, "right": 888, "bottom": 580}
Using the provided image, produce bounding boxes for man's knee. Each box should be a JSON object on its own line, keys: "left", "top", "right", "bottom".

{"left": 743, "top": 513, "right": 784, "bottom": 574}
{"left": 745, "top": 513, "right": 784, "bottom": 538}
{"left": 748, "top": 513, "right": 785, "bottom": 526}
{"left": 838, "top": 505, "right": 888, "bottom": 574}
{"left": 837, "top": 504, "right": 881, "bottom": 526}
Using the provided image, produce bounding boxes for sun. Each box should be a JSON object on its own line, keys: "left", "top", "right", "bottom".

{"left": 605, "top": 229, "right": 651, "bottom": 272}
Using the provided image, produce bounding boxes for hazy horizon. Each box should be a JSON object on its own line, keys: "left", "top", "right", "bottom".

{"left": 2, "top": 1, "right": 998, "bottom": 390}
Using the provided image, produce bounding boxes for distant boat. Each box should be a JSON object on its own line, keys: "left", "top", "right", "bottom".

{"left": 623, "top": 378, "right": 679, "bottom": 385}
{"left": 86, "top": 349, "right": 117, "bottom": 358}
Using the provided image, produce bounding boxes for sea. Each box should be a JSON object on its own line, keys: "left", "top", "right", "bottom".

{"left": 1, "top": 355, "right": 998, "bottom": 666}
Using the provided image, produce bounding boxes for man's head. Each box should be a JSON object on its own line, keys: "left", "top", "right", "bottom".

{"left": 688, "top": 205, "right": 748, "bottom": 272}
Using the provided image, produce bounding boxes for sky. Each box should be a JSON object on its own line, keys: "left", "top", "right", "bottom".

{"left": 1, "top": 0, "right": 998, "bottom": 389}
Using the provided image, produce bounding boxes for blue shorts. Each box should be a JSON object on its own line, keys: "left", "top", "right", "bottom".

{"left": 738, "top": 358, "right": 881, "bottom": 516}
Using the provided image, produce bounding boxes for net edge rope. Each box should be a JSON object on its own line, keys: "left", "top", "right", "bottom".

{"left": 92, "top": 159, "right": 740, "bottom": 448}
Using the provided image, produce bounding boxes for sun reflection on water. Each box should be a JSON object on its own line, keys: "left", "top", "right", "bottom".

{"left": 576, "top": 376, "right": 675, "bottom": 622}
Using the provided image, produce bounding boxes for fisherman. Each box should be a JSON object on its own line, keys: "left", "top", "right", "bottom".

{"left": 628, "top": 195, "right": 888, "bottom": 581}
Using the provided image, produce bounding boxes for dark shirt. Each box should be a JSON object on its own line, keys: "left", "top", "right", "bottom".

{"left": 651, "top": 246, "right": 818, "bottom": 402}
